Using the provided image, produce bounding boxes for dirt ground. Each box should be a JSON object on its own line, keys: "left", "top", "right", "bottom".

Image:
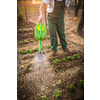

{"left": 17, "top": 9, "right": 84, "bottom": 100}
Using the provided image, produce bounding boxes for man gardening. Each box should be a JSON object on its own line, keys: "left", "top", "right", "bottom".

{"left": 38, "top": 0, "right": 70, "bottom": 56}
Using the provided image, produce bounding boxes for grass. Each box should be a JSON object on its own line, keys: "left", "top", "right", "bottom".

{"left": 18, "top": 6, "right": 39, "bottom": 14}
{"left": 17, "top": 14, "right": 23, "bottom": 20}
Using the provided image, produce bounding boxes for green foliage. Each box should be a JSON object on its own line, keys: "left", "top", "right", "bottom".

{"left": 34, "top": 65, "right": 40, "bottom": 70}
{"left": 24, "top": 40, "right": 29, "bottom": 43}
{"left": 28, "top": 28, "right": 32, "bottom": 31}
{"left": 46, "top": 36, "right": 50, "bottom": 39}
{"left": 33, "top": 47, "right": 39, "bottom": 51}
{"left": 19, "top": 50, "right": 26, "bottom": 54}
{"left": 62, "top": 58, "right": 67, "bottom": 62}
{"left": 22, "top": 51, "right": 27, "bottom": 54}
{"left": 41, "top": 47, "right": 43, "bottom": 50}
{"left": 58, "top": 43, "right": 61, "bottom": 46}
{"left": 17, "top": 42, "right": 20, "bottom": 45}
{"left": 30, "top": 39, "right": 34, "bottom": 42}
{"left": 18, "top": 29, "right": 21, "bottom": 32}
{"left": 20, "top": 41, "right": 23, "bottom": 44}
{"left": 28, "top": 68, "right": 32, "bottom": 71}
{"left": 25, "top": 34, "right": 27, "bottom": 36}
{"left": 48, "top": 57, "right": 53, "bottom": 61}
{"left": 27, "top": 49, "right": 32, "bottom": 54}
{"left": 53, "top": 59, "right": 62, "bottom": 65}
{"left": 40, "top": 95, "right": 49, "bottom": 100}
{"left": 67, "top": 56, "right": 74, "bottom": 61}
{"left": 25, "top": 25, "right": 28, "bottom": 27}
{"left": 53, "top": 89, "right": 62, "bottom": 99}
{"left": 18, "top": 26, "right": 21, "bottom": 28}
{"left": 47, "top": 45, "right": 51, "bottom": 49}
{"left": 18, "top": 6, "right": 39, "bottom": 15}
{"left": 17, "top": 14, "right": 23, "bottom": 20}
{"left": 44, "top": 62, "right": 50, "bottom": 68}
{"left": 19, "top": 50, "right": 22, "bottom": 54}
{"left": 29, "top": 33, "right": 32, "bottom": 35}
{"left": 59, "top": 69, "right": 62, "bottom": 73}
{"left": 67, "top": 84, "right": 75, "bottom": 92}
{"left": 23, "top": 28, "right": 27, "bottom": 32}
{"left": 74, "top": 54, "right": 81, "bottom": 59}
{"left": 77, "top": 80, "right": 84, "bottom": 88}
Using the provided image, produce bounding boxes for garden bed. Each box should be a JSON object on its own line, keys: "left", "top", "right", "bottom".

{"left": 17, "top": 18, "right": 84, "bottom": 100}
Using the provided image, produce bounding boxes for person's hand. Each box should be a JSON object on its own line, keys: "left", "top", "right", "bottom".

{"left": 38, "top": 15, "right": 45, "bottom": 24}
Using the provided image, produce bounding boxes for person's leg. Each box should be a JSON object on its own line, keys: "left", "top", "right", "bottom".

{"left": 48, "top": 19, "right": 58, "bottom": 51}
{"left": 57, "top": 18, "right": 67, "bottom": 49}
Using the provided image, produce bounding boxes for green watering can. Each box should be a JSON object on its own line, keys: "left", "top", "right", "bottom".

{"left": 35, "top": 21, "right": 47, "bottom": 53}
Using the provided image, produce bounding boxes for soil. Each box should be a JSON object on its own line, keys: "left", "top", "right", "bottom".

{"left": 17, "top": 9, "right": 84, "bottom": 100}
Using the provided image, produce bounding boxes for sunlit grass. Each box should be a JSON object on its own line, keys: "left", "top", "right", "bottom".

{"left": 18, "top": 6, "right": 39, "bottom": 14}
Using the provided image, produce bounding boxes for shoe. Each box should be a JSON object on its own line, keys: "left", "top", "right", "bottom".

{"left": 63, "top": 48, "right": 70, "bottom": 53}
{"left": 51, "top": 51, "right": 57, "bottom": 56}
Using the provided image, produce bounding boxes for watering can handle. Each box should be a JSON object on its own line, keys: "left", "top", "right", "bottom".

{"left": 40, "top": 20, "right": 42, "bottom": 38}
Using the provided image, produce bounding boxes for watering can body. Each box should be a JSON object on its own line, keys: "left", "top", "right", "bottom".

{"left": 35, "top": 21, "right": 47, "bottom": 52}
{"left": 35, "top": 22, "right": 46, "bottom": 41}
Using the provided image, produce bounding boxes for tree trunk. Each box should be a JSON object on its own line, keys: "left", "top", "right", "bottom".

{"left": 77, "top": 0, "right": 84, "bottom": 36}
{"left": 17, "top": 7, "right": 19, "bottom": 15}
{"left": 75, "top": 0, "right": 83, "bottom": 17}
{"left": 24, "top": 0, "right": 27, "bottom": 19}
{"left": 75, "top": 6, "right": 78, "bottom": 17}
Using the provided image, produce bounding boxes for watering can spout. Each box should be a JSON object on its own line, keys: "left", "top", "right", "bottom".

{"left": 39, "top": 40, "right": 42, "bottom": 52}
